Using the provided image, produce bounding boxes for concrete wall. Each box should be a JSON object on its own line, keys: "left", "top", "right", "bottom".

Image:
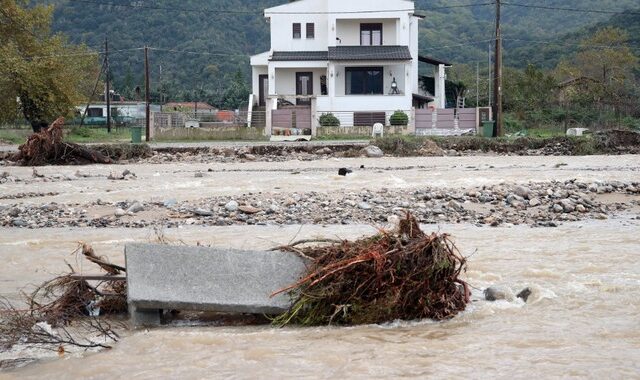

{"left": 317, "top": 124, "right": 411, "bottom": 137}
{"left": 154, "top": 126, "right": 267, "bottom": 141}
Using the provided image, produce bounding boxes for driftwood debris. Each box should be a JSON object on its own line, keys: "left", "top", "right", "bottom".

{"left": 0, "top": 243, "right": 126, "bottom": 352}
{"left": 11, "top": 117, "right": 112, "bottom": 166}
{"left": 272, "top": 214, "right": 469, "bottom": 326}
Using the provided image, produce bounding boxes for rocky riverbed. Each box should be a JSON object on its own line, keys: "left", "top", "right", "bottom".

{"left": 2, "top": 179, "right": 638, "bottom": 229}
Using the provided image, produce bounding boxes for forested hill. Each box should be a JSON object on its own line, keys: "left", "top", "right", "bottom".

{"left": 45, "top": 0, "right": 640, "bottom": 103}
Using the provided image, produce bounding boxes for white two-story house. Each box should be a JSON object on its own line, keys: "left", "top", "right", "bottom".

{"left": 250, "top": 0, "right": 449, "bottom": 136}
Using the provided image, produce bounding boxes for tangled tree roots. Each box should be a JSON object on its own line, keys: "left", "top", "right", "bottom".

{"left": 11, "top": 117, "right": 112, "bottom": 166}
{"left": 272, "top": 214, "right": 469, "bottom": 326}
{"left": 0, "top": 243, "right": 126, "bottom": 353}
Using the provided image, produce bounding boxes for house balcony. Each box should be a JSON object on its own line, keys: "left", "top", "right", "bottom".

{"left": 333, "top": 18, "right": 402, "bottom": 46}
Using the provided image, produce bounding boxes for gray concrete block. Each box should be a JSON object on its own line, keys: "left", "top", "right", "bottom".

{"left": 129, "top": 304, "right": 161, "bottom": 328}
{"left": 125, "top": 244, "right": 308, "bottom": 326}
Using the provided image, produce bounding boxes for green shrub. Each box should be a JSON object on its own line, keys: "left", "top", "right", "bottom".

{"left": 70, "top": 126, "right": 92, "bottom": 138}
{"left": 389, "top": 110, "right": 409, "bottom": 126}
{"left": 319, "top": 113, "right": 340, "bottom": 127}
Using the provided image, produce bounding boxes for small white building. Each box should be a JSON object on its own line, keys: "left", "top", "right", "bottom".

{"left": 250, "top": 0, "right": 449, "bottom": 136}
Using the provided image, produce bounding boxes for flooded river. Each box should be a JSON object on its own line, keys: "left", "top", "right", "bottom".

{"left": 1, "top": 219, "right": 639, "bottom": 379}
{"left": 1, "top": 155, "right": 639, "bottom": 378}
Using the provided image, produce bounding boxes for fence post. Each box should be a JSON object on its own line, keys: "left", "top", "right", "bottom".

{"left": 408, "top": 108, "right": 416, "bottom": 135}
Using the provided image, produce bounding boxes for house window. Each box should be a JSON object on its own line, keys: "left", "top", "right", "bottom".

{"left": 360, "top": 23, "right": 382, "bottom": 46}
{"left": 87, "top": 108, "right": 103, "bottom": 117}
{"left": 345, "top": 67, "right": 383, "bottom": 95}
{"left": 306, "top": 23, "right": 315, "bottom": 39}
{"left": 293, "top": 23, "right": 301, "bottom": 39}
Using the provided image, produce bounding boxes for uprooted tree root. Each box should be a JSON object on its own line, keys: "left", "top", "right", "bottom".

{"left": 11, "top": 117, "right": 112, "bottom": 166}
{"left": 272, "top": 214, "right": 469, "bottom": 326}
{"left": 0, "top": 243, "right": 127, "bottom": 353}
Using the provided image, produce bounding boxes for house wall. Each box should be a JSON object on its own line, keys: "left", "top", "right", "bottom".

{"left": 269, "top": 14, "right": 329, "bottom": 51}
{"left": 273, "top": 68, "right": 327, "bottom": 96}
{"left": 335, "top": 19, "right": 398, "bottom": 46}
{"left": 251, "top": 66, "right": 268, "bottom": 102}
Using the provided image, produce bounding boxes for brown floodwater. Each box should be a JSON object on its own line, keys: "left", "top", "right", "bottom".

{"left": 1, "top": 219, "right": 639, "bottom": 379}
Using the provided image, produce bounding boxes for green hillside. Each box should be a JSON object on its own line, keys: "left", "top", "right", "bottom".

{"left": 43, "top": 0, "right": 640, "bottom": 104}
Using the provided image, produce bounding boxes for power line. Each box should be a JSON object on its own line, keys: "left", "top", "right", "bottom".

{"left": 502, "top": 2, "right": 640, "bottom": 16}
{"left": 66, "top": 0, "right": 493, "bottom": 15}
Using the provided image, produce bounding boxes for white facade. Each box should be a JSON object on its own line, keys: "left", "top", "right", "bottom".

{"left": 250, "top": 0, "right": 447, "bottom": 135}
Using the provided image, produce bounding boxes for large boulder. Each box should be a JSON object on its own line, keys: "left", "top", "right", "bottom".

{"left": 362, "top": 145, "right": 384, "bottom": 158}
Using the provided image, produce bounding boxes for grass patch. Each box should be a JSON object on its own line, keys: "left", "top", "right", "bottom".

{"left": 0, "top": 129, "right": 31, "bottom": 144}
{"left": 67, "top": 127, "right": 134, "bottom": 143}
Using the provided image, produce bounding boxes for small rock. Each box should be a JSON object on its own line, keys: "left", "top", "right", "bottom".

{"left": 314, "top": 147, "right": 333, "bottom": 155}
{"left": 243, "top": 154, "right": 257, "bottom": 161}
{"left": 362, "top": 145, "right": 384, "bottom": 158}
{"left": 126, "top": 202, "right": 144, "bottom": 214}
{"left": 448, "top": 200, "right": 464, "bottom": 211}
{"left": 338, "top": 168, "right": 352, "bottom": 176}
{"left": 163, "top": 199, "right": 178, "bottom": 208}
{"left": 12, "top": 218, "right": 27, "bottom": 227}
{"left": 193, "top": 208, "right": 214, "bottom": 216}
{"left": 560, "top": 199, "right": 575, "bottom": 213}
{"left": 358, "top": 202, "right": 372, "bottom": 210}
{"left": 114, "top": 208, "right": 127, "bottom": 217}
{"left": 575, "top": 204, "right": 587, "bottom": 213}
{"left": 595, "top": 213, "right": 608, "bottom": 220}
{"left": 484, "top": 286, "right": 512, "bottom": 301}
{"left": 225, "top": 200, "right": 239, "bottom": 212}
{"left": 8, "top": 207, "right": 20, "bottom": 217}
{"left": 528, "top": 198, "right": 541, "bottom": 207}
{"left": 239, "top": 205, "right": 261, "bottom": 214}
{"left": 514, "top": 186, "right": 531, "bottom": 199}
{"left": 269, "top": 204, "right": 280, "bottom": 213}
{"left": 553, "top": 204, "right": 564, "bottom": 213}
{"left": 194, "top": 171, "right": 204, "bottom": 178}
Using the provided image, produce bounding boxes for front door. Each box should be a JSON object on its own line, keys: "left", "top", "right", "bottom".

{"left": 258, "top": 74, "right": 268, "bottom": 107}
{"left": 296, "top": 72, "right": 313, "bottom": 106}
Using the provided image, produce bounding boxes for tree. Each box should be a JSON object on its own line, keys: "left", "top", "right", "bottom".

{"left": 0, "top": 0, "right": 98, "bottom": 131}
{"left": 556, "top": 28, "right": 638, "bottom": 104}
{"left": 220, "top": 71, "right": 250, "bottom": 110}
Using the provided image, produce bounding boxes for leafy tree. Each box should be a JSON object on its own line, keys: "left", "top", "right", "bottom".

{"left": 555, "top": 27, "right": 638, "bottom": 118}
{"left": 0, "top": 0, "right": 97, "bottom": 131}
{"left": 220, "top": 71, "right": 250, "bottom": 110}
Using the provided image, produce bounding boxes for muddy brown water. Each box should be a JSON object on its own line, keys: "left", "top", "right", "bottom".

{"left": 1, "top": 220, "right": 639, "bottom": 379}
{"left": 1, "top": 155, "right": 639, "bottom": 378}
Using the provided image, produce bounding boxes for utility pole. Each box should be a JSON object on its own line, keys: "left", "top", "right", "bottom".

{"left": 105, "top": 37, "right": 111, "bottom": 133}
{"left": 476, "top": 61, "right": 480, "bottom": 107}
{"left": 144, "top": 46, "right": 150, "bottom": 142}
{"left": 488, "top": 43, "right": 492, "bottom": 108}
{"left": 493, "top": 0, "right": 503, "bottom": 137}
{"left": 159, "top": 64, "right": 163, "bottom": 113}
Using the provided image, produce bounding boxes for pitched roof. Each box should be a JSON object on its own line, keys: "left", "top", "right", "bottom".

{"left": 418, "top": 55, "right": 452, "bottom": 66}
{"left": 270, "top": 51, "right": 329, "bottom": 61}
{"left": 328, "top": 46, "right": 412, "bottom": 61}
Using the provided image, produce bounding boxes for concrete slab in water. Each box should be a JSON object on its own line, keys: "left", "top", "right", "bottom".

{"left": 125, "top": 243, "right": 308, "bottom": 326}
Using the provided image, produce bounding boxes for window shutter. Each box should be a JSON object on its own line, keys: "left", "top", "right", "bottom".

{"left": 306, "top": 23, "right": 315, "bottom": 39}
{"left": 293, "top": 23, "right": 301, "bottom": 39}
